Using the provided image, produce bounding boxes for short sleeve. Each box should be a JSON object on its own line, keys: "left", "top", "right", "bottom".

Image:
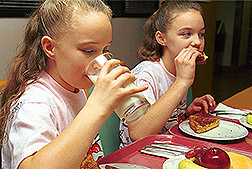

{"left": 133, "top": 66, "right": 159, "bottom": 105}
{"left": 7, "top": 102, "right": 58, "bottom": 169}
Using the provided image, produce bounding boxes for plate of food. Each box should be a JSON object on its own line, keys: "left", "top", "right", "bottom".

{"left": 239, "top": 115, "right": 252, "bottom": 130}
{"left": 179, "top": 115, "right": 248, "bottom": 141}
{"left": 99, "top": 163, "right": 150, "bottom": 169}
{"left": 163, "top": 146, "right": 252, "bottom": 169}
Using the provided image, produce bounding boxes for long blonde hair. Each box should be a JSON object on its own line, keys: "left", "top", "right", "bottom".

{"left": 0, "top": 0, "right": 112, "bottom": 143}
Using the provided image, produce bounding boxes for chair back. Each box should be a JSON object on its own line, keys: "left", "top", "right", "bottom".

{"left": 187, "top": 86, "right": 193, "bottom": 107}
{"left": 86, "top": 86, "right": 120, "bottom": 156}
{"left": 0, "top": 79, "right": 8, "bottom": 108}
{"left": 0, "top": 79, "right": 8, "bottom": 169}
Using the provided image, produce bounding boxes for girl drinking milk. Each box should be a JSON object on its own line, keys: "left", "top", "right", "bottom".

{"left": 0, "top": 0, "right": 146, "bottom": 168}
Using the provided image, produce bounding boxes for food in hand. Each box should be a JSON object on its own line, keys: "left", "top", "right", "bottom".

{"left": 196, "top": 52, "right": 208, "bottom": 64}
{"left": 227, "top": 151, "right": 252, "bottom": 169}
{"left": 200, "top": 147, "right": 230, "bottom": 169}
{"left": 246, "top": 113, "right": 252, "bottom": 125}
{"left": 189, "top": 115, "right": 220, "bottom": 134}
{"left": 179, "top": 158, "right": 207, "bottom": 169}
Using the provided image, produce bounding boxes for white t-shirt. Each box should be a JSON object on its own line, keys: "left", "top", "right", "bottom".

{"left": 119, "top": 59, "right": 187, "bottom": 148}
{"left": 1, "top": 71, "right": 104, "bottom": 169}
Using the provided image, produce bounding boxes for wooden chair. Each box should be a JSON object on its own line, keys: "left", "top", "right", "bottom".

{"left": 0, "top": 79, "right": 8, "bottom": 92}
{"left": 0, "top": 79, "right": 8, "bottom": 169}
{"left": 0, "top": 79, "right": 8, "bottom": 107}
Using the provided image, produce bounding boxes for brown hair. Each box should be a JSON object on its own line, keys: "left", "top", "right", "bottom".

{"left": 0, "top": 0, "right": 112, "bottom": 144}
{"left": 137, "top": 0, "right": 203, "bottom": 61}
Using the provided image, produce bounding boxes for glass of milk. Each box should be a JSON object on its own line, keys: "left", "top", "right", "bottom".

{"left": 86, "top": 53, "right": 150, "bottom": 125}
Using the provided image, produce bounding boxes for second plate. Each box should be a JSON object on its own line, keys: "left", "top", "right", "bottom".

{"left": 179, "top": 120, "right": 248, "bottom": 141}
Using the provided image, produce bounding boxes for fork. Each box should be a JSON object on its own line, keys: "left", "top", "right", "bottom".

{"left": 209, "top": 110, "right": 248, "bottom": 116}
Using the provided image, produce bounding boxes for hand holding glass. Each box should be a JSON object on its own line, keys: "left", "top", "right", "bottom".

{"left": 86, "top": 53, "right": 150, "bottom": 125}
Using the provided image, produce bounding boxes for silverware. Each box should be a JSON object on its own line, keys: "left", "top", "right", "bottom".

{"left": 215, "top": 113, "right": 247, "bottom": 116}
{"left": 209, "top": 110, "right": 226, "bottom": 113}
{"left": 149, "top": 143, "right": 191, "bottom": 153}
{"left": 139, "top": 147, "right": 178, "bottom": 159}
{"left": 210, "top": 110, "right": 248, "bottom": 116}
{"left": 145, "top": 145, "right": 185, "bottom": 155}
{"left": 139, "top": 143, "right": 191, "bottom": 159}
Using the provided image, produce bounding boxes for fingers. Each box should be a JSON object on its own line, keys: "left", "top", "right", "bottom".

{"left": 192, "top": 94, "right": 216, "bottom": 113}
{"left": 97, "top": 58, "right": 148, "bottom": 94}
{"left": 175, "top": 46, "right": 201, "bottom": 64}
{"left": 202, "top": 94, "right": 216, "bottom": 107}
{"left": 99, "top": 59, "right": 121, "bottom": 75}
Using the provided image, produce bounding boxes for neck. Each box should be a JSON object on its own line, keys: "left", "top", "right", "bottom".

{"left": 161, "top": 51, "right": 176, "bottom": 76}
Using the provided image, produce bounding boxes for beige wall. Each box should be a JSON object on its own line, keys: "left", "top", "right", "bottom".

{"left": 0, "top": 18, "right": 28, "bottom": 80}
{"left": 110, "top": 18, "right": 147, "bottom": 69}
{"left": 0, "top": 17, "right": 147, "bottom": 80}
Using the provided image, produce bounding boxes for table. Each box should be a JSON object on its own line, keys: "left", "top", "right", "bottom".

{"left": 169, "top": 86, "right": 252, "bottom": 153}
{"left": 169, "top": 117, "right": 252, "bottom": 153}
{"left": 222, "top": 86, "right": 252, "bottom": 110}
{"left": 97, "top": 87, "right": 252, "bottom": 168}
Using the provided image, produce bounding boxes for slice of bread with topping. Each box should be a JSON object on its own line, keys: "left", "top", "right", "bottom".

{"left": 189, "top": 115, "right": 220, "bottom": 134}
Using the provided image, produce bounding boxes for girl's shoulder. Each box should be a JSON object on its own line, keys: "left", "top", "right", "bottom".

{"left": 131, "top": 60, "right": 162, "bottom": 74}
{"left": 18, "top": 82, "right": 57, "bottom": 104}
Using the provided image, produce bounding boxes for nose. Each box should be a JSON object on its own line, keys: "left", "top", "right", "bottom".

{"left": 191, "top": 35, "right": 201, "bottom": 48}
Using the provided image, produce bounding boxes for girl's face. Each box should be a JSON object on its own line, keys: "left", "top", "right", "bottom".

{"left": 47, "top": 12, "right": 112, "bottom": 92}
{"left": 162, "top": 10, "right": 205, "bottom": 59}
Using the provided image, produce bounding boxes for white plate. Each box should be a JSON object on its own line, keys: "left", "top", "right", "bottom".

{"left": 163, "top": 155, "right": 186, "bottom": 169}
{"left": 179, "top": 120, "right": 248, "bottom": 140}
{"left": 239, "top": 116, "right": 252, "bottom": 130}
{"left": 99, "top": 163, "right": 150, "bottom": 169}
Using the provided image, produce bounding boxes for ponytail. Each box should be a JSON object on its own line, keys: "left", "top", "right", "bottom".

{"left": 137, "top": 0, "right": 203, "bottom": 61}
{"left": 137, "top": 14, "right": 163, "bottom": 61}
{"left": 0, "top": 0, "right": 112, "bottom": 144}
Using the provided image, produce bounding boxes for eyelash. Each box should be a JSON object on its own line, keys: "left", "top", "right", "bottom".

{"left": 81, "top": 48, "right": 111, "bottom": 55}
{"left": 182, "top": 32, "right": 191, "bottom": 38}
{"left": 199, "top": 32, "right": 205, "bottom": 38}
{"left": 82, "top": 49, "right": 94, "bottom": 54}
{"left": 181, "top": 32, "right": 205, "bottom": 38}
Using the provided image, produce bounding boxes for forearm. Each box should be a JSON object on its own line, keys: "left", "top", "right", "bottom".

{"left": 19, "top": 103, "right": 109, "bottom": 169}
{"left": 128, "top": 80, "right": 190, "bottom": 141}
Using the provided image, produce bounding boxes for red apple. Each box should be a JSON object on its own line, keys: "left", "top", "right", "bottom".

{"left": 200, "top": 147, "right": 230, "bottom": 169}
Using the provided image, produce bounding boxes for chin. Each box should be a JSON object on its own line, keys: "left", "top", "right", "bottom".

{"left": 84, "top": 79, "right": 94, "bottom": 89}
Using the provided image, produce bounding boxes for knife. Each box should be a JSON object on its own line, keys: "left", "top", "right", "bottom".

{"left": 139, "top": 147, "right": 179, "bottom": 159}
{"left": 145, "top": 145, "right": 185, "bottom": 155}
{"left": 139, "top": 143, "right": 191, "bottom": 158}
{"left": 149, "top": 143, "right": 191, "bottom": 153}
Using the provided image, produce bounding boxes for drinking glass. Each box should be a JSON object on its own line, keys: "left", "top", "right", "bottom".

{"left": 86, "top": 53, "right": 150, "bottom": 125}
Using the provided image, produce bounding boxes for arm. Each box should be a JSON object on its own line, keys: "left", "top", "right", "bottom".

{"left": 19, "top": 59, "right": 147, "bottom": 169}
{"left": 128, "top": 47, "right": 201, "bottom": 141}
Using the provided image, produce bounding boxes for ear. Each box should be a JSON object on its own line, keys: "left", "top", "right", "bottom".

{"left": 155, "top": 31, "right": 166, "bottom": 46}
{"left": 41, "top": 36, "right": 56, "bottom": 60}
